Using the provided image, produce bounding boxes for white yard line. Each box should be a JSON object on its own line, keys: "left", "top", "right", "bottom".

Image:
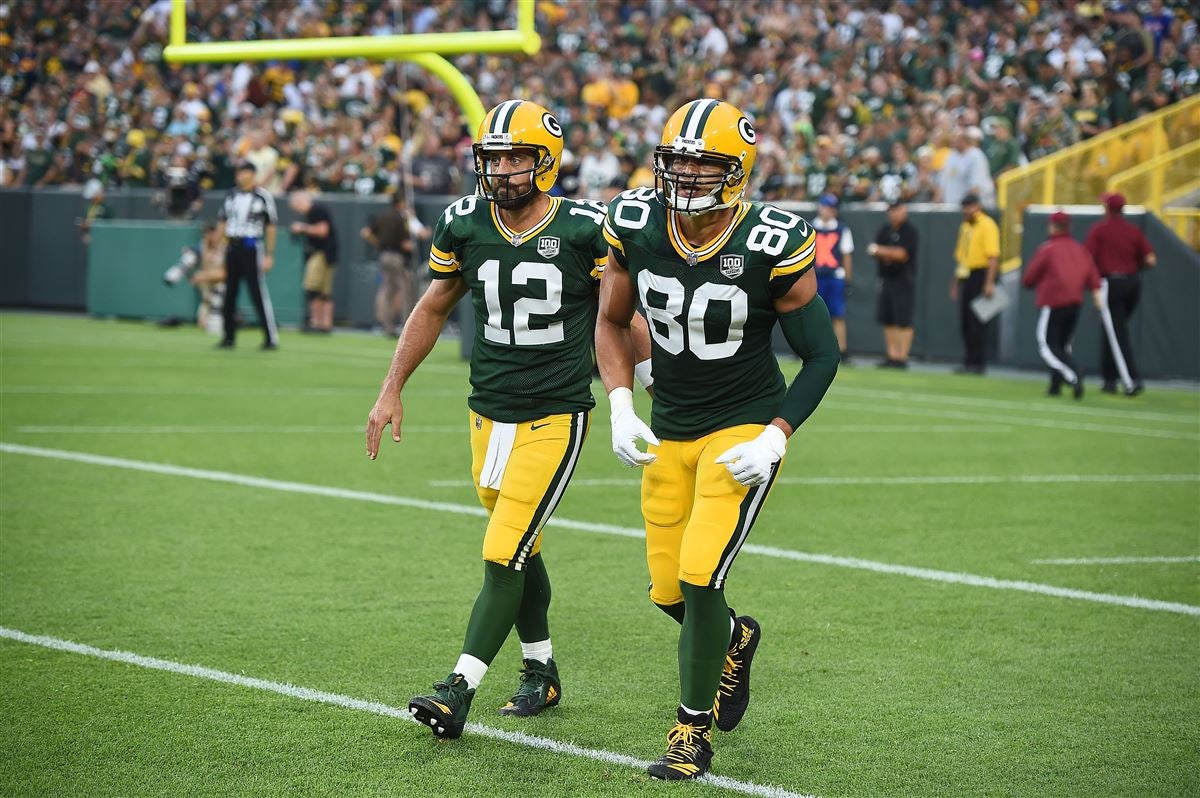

{"left": 3, "top": 442, "right": 1197, "bottom": 617}
{"left": 832, "top": 386, "right": 1199, "bottom": 425}
{"left": 833, "top": 399, "right": 1199, "bottom": 441}
{"left": 15, "top": 425, "right": 460, "bottom": 435}
{"left": 0, "top": 627, "right": 814, "bottom": 798}
{"left": 1032, "top": 556, "right": 1200, "bottom": 565}
{"left": 430, "top": 474, "right": 1200, "bottom": 489}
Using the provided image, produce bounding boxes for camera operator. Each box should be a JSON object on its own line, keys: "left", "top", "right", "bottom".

{"left": 155, "top": 153, "right": 203, "bottom": 220}
{"left": 288, "top": 190, "right": 338, "bottom": 334}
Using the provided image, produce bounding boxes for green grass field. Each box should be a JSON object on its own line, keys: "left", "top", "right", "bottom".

{"left": 1, "top": 312, "right": 1197, "bottom": 798}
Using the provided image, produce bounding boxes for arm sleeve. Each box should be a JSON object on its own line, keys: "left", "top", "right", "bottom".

{"left": 1137, "top": 229, "right": 1154, "bottom": 260}
{"left": 1022, "top": 247, "right": 1045, "bottom": 288}
{"left": 261, "top": 190, "right": 278, "bottom": 226}
{"left": 774, "top": 295, "right": 840, "bottom": 430}
{"left": 428, "top": 208, "right": 461, "bottom": 279}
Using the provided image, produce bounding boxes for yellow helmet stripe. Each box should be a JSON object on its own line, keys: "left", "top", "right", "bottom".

{"left": 490, "top": 99, "right": 522, "bottom": 135}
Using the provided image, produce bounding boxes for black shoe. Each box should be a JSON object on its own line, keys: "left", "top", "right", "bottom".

{"left": 1073, "top": 380, "right": 1085, "bottom": 400}
{"left": 1125, "top": 383, "right": 1144, "bottom": 397}
{"left": 498, "top": 658, "right": 562, "bottom": 717}
{"left": 409, "top": 673, "right": 475, "bottom": 740}
{"left": 261, "top": 341, "right": 278, "bottom": 351}
{"left": 891, "top": 359, "right": 909, "bottom": 370}
{"left": 1101, "top": 382, "right": 1118, "bottom": 394}
{"left": 953, "top": 365, "right": 984, "bottom": 375}
{"left": 1047, "top": 386, "right": 1062, "bottom": 396}
{"left": 216, "top": 340, "right": 234, "bottom": 349}
{"left": 713, "top": 615, "right": 761, "bottom": 732}
{"left": 647, "top": 707, "right": 714, "bottom": 780}
{"left": 839, "top": 352, "right": 852, "bottom": 365}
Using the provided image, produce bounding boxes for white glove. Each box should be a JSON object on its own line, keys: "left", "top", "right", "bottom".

{"left": 609, "top": 386, "right": 659, "bottom": 467}
{"left": 716, "top": 425, "right": 787, "bottom": 487}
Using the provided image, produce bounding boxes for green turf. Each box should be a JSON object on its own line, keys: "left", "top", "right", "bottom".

{"left": 1, "top": 312, "right": 1197, "bottom": 797}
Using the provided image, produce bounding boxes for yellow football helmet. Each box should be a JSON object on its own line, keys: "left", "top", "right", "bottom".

{"left": 654, "top": 99, "right": 757, "bottom": 214}
{"left": 473, "top": 99, "right": 564, "bottom": 203}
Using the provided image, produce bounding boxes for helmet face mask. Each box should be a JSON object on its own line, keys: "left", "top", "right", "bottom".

{"left": 474, "top": 144, "right": 548, "bottom": 210}
{"left": 473, "top": 100, "right": 563, "bottom": 208}
{"left": 653, "top": 150, "right": 743, "bottom": 215}
{"left": 654, "top": 99, "right": 756, "bottom": 216}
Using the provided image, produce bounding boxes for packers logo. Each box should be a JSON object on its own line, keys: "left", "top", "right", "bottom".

{"left": 719, "top": 254, "right": 744, "bottom": 279}
{"left": 542, "top": 113, "right": 563, "bottom": 138}
{"left": 737, "top": 117, "right": 756, "bottom": 145}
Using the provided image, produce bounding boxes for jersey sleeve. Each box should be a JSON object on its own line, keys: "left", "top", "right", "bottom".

{"left": 769, "top": 222, "right": 817, "bottom": 297}
{"left": 428, "top": 202, "right": 463, "bottom": 280}
{"left": 840, "top": 226, "right": 854, "bottom": 254}
{"left": 261, "top": 190, "right": 278, "bottom": 226}
{"left": 602, "top": 200, "right": 629, "bottom": 270}
{"left": 588, "top": 210, "right": 609, "bottom": 282}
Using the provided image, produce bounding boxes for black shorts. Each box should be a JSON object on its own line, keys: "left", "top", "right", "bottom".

{"left": 877, "top": 279, "right": 915, "bottom": 327}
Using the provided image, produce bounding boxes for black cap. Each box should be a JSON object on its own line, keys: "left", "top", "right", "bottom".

{"left": 235, "top": 159, "right": 256, "bottom": 172}
{"left": 961, "top": 193, "right": 981, "bottom": 206}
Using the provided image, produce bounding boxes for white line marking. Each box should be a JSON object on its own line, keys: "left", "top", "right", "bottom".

{"left": 0, "top": 627, "right": 814, "bottom": 798}
{"left": 3, "top": 442, "right": 1197, "bottom": 617}
{"left": 15, "top": 425, "right": 461, "bottom": 435}
{"left": 834, "top": 400, "right": 1199, "bottom": 441}
{"left": 1, "top": 386, "right": 464, "bottom": 398}
{"left": 1032, "top": 556, "right": 1200, "bottom": 565}
{"left": 430, "top": 474, "right": 1200, "bottom": 489}
{"left": 833, "top": 386, "right": 1199, "bottom": 425}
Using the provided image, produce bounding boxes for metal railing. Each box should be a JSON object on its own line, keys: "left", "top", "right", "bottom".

{"left": 996, "top": 95, "right": 1200, "bottom": 268}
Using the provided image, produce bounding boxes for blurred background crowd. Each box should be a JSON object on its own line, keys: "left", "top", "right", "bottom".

{"left": 2, "top": 0, "right": 1197, "bottom": 209}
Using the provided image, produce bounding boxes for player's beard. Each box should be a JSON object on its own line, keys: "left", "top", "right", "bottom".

{"left": 493, "top": 180, "right": 539, "bottom": 211}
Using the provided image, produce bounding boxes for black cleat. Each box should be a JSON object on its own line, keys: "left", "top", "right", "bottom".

{"left": 647, "top": 707, "right": 714, "bottom": 780}
{"left": 408, "top": 673, "right": 475, "bottom": 739}
{"left": 1073, "top": 380, "right": 1085, "bottom": 400}
{"left": 712, "top": 615, "right": 762, "bottom": 732}
{"left": 499, "top": 657, "right": 562, "bottom": 717}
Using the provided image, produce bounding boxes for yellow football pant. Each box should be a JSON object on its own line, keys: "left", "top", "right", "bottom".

{"left": 469, "top": 408, "right": 589, "bottom": 570}
{"left": 642, "top": 424, "right": 783, "bottom": 605}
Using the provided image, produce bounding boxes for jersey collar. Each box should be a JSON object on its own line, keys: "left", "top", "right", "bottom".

{"left": 666, "top": 202, "right": 752, "bottom": 264}
{"left": 490, "top": 196, "right": 561, "bottom": 247}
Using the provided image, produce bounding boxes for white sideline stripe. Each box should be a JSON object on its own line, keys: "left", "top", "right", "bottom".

{"left": 1032, "top": 556, "right": 1200, "bottom": 565}
{"left": 430, "top": 474, "right": 1200, "bottom": 489}
{"left": 0, "top": 627, "right": 814, "bottom": 798}
{"left": 832, "top": 386, "right": 1198, "bottom": 425}
{"left": 3, "top": 442, "right": 1197, "bottom": 617}
{"left": 2, "top": 385, "right": 465, "bottom": 398}
{"left": 13, "top": 424, "right": 1011, "bottom": 436}
{"left": 834, "top": 400, "right": 1199, "bottom": 442}
{"left": 16, "top": 425, "right": 461, "bottom": 434}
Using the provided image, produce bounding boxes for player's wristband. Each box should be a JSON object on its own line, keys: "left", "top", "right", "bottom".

{"left": 634, "top": 358, "right": 654, "bottom": 390}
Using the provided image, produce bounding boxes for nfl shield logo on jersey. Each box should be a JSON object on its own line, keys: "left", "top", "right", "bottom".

{"left": 719, "top": 254, "right": 744, "bottom": 279}
{"left": 537, "top": 236, "right": 560, "bottom": 258}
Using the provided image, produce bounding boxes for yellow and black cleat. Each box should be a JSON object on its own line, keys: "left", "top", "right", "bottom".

{"left": 498, "top": 657, "right": 562, "bottom": 717}
{"left": 713, "top": 615, "right": 761, "bottom": 732}
{"left": 409, "top": 673, "right": 475, "bottom": 739}
{"left": 647, "top": 707, "right": 714, "bottom": 781}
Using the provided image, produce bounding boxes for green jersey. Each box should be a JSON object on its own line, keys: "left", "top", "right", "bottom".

{"left": 603, "top": 188, "right": 816, "bottom": 440}
{"left": 429, "top": 194, "right": 608, "bottom": 423}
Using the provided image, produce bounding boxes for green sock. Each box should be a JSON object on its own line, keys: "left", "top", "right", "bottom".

{"left": 515, "top": 553, "right": 551, "bottom": 643}
{"left": 678, "top": 582, "right": 729, "bottom": 711}
{"left": 461, "top": 561, "right": 525, "bottom": 665}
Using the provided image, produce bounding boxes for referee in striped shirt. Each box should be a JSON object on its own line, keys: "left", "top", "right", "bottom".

{"left": 216, "top": 161, "right": 279, "bottom": 349}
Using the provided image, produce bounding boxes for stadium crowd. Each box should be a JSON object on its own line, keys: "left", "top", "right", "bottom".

{"left": 1, "top": 0, "right": 1197, "bottom": 206}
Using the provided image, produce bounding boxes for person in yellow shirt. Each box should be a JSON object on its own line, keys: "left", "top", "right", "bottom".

{"left": 950, "top": 193, "right": 1000, "bottom": 374}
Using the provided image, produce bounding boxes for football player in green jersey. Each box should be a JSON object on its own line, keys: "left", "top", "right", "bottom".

{"left": 596, "top": 98, "right": 841, "bottom": 780}
{"left": 366, "top": 99, "right": 643, "bottom": 739}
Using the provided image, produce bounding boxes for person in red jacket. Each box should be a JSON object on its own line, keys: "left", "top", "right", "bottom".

{"left": 1022, "top": 211, "right": 1103, "bottom": 398}
{"left": 1085, "top": 192, "right": 1156, "bottom": 396}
